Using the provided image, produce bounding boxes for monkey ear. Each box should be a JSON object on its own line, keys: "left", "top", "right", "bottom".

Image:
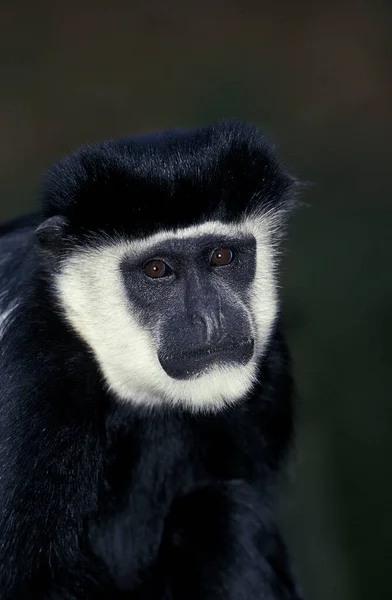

{"left": 35, "top": 215, "right": 70, "bottom": 250}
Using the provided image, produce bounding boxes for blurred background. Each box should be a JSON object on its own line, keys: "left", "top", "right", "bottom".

{"left": 1, "top": 1, "right": 391, "bottom": 598}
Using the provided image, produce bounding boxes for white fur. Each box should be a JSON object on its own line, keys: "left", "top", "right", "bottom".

{"left": 55, "top": 218, "right": 279, "bottom": 412}
{"left": 0, "top": 301, "right": 18, "bottom": 341}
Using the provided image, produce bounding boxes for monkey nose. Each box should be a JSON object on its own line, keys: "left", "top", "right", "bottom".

{"left": 191, "top": 312, "right": 221, "bottom": 345}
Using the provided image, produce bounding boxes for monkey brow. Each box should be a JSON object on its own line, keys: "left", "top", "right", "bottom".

{"left": 130, "top": 232, "right": 255, "bottom": 257}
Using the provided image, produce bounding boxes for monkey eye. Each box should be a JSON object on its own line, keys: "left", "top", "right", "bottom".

{"left": 210, "top": 247, "right": 233, "bottom": 267}
{"left": 144, "top": 259, "right": 172, "bottom": 279}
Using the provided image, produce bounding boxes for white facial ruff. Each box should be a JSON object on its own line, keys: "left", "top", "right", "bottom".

{"left": 55, "top": 217, "right": 279, "bottom": 412}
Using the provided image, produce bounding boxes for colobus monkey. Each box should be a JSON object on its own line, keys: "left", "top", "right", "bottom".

{"left": 0, "top": 122, "right": 303, "bottom": 599}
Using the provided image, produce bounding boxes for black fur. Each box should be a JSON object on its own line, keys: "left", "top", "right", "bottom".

{"left": 0, "top": 122, "right": 302, "bottom": 598}
{"left": 41, "top": 121, "right": 296, "bottom": 239}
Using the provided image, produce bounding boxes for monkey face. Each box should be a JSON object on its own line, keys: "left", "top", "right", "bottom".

{"left": 54, "top": 219, "right": 277, "bottom": 411}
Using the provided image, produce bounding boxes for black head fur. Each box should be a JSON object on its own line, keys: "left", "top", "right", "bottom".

{"left": 41, "top": 121, "right": 297, "bottom": 239}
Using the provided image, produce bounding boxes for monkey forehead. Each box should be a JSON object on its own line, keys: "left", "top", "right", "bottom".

{"left": 122, "top": 225, "right": 256, "bottom": 259}
{"left": 104, "top": 218, "right": 274, "bottom": 259}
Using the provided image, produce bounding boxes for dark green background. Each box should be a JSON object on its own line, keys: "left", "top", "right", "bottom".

{"left": 1, "top": 2, "right": 391, "bottom": 598}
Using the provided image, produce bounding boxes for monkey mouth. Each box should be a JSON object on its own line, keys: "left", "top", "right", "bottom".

{"left": 158, "top": 338, "right": 254, "bottom": 380}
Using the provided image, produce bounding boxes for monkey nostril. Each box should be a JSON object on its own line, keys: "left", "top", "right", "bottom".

{"left": 191, "top": 313, "right": 205, "bottom": 327}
